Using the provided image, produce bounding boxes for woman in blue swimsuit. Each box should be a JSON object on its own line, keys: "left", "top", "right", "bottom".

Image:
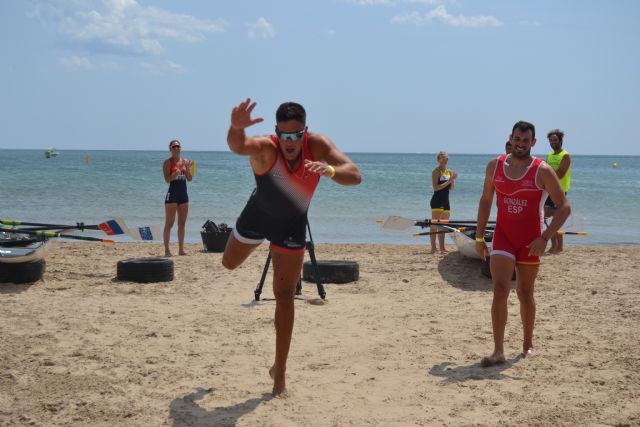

{"left": 163, "top": 140, "right": 193, "bottom": 256}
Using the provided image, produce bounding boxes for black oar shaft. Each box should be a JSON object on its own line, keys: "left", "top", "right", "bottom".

{"left": 0, "top": 220, "right": 98, "bottom": 231}
{"left": 0, "top": 227, "right": 114, "bottom": 243}
{"left": 11, "top": 225, "right": 100, "bottom": 232}
{"left": 414, "top": 227, "right": 469, "bottom": 236}
{"left": 430, "top": 223, "right": 495, "bottom": 231}
{"left": 415, "top": 220, "right": 496, "bottom": 228}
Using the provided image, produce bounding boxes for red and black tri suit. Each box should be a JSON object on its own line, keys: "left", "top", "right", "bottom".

{"left": 234, "top": 133, "right": 320, "bottom": 253}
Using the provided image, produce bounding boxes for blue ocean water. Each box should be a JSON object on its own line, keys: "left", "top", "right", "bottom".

{"left": 1, "top": 150, "right": 639, "bottom": 245}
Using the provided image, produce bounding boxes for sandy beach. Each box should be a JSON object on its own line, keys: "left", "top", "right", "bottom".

{"left": 1, "top": 242, "right": 639, "bottom": 426}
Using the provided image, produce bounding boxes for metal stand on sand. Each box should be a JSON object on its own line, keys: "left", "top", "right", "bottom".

{"left": 254, "top": 221, "right": 326, "bottom": 301}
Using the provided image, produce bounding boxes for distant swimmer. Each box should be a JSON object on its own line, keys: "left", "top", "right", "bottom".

{"left": 475, "top": 121, "right": 570, "bottom": 366}
{"left": 429, "top": 151, "right": 458, "bottom": 253}
{"left": 545, "top": 129, "right": 572, "bottom": 254}
{"left": 222, "top": 99, "right": 361, "bottom": 397}
{"left": 163, "top": 139, "right": 194, "bottom": 257}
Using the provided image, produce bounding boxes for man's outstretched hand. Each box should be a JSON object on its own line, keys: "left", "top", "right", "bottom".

{"left": 231, "top": 98, "right": 264, "bottom": 130}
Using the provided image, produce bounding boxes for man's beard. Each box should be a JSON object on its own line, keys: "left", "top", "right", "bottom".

{"left": 511, "top": 148, "right": 531, "bottom": 158}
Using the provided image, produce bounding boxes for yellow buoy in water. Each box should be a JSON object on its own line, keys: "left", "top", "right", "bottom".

{"left": 612, "top": 162, "right": 619, "bottom": 169}
{"left": 85, "top": 154, "right": 92, "bottom": 165}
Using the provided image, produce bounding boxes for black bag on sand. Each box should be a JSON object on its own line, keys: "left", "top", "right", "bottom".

{"left": 201, "top": 220, "right": 232, "bottom": 252}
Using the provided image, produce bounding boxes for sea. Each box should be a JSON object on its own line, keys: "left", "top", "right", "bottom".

{"left": 1, "top": 150, "right": 639, "bottom": 246}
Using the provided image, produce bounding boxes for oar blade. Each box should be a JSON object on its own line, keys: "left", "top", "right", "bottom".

{"left": 128, "top": 226, "right": 161, "bottom": 241}
{"left": 559, "top": 214, "right": 585, "bottom": 233}
{"left": 382, "top": 216, "right": 416, "bottom": 230}
{"left": 98, "top": 217, "right": 130, "bottom": 236}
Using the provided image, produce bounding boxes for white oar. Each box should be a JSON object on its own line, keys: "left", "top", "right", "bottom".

{"left": 127, "top": 225, "right": 162, "bottom": 241}
{"left": 413, "top": 226, "right": 467, "bottom": 237}
{"left": 381, "top": 216, "right": 418, "bottom": 230}
{"left": 1, "top": 226, "right": 115, "bottom": 243}
{"left": 91, "top": 217, "right": 160, "bottom": 241}
{"left": 378, "top": 215, "right": 495, "bottom": 231}
{"left": 544, "top": 213, "right": 586, "bottom": 233}
{"left": 1, "top": 217, "right": 130, "bottom": 235}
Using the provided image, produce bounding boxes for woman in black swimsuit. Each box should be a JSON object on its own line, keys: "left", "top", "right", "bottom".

{"left": 163, "top": 140, "right": 193, "bottom": 256}
{"left": 429, "top": 151, "right": 457, "bottom": 253}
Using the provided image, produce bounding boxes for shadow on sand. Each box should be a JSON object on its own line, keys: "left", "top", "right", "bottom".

{"left": 170, "top": 387, "right": 272, "bottom": 427}
{"left": 429, "top": 354, "right": 526, "bottom": 384}
{"left": 436, "top": 251, "right": 493, "bottom": 292}
{"left": 0, "top": 282, "right": 36, "bottom": 294}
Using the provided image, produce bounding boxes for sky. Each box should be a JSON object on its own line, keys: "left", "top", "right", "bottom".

{"left": 1, "top": 0, "right": 639, "bottom": 155}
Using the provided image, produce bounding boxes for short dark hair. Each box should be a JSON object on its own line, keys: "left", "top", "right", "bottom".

{"left": 512, "top": 121, "right": 535, "bottom": 139}
{"left": 547, "top": 129, "right": 564, "bottom": 142}
{"left": 276, "top": 102, "right": 306, "bottom": 124}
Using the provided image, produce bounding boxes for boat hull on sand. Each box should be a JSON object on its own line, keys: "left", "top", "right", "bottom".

{"left": 445, "top": 227, "right": 492, "bottom": 260}
{"left": 0, "top": 239, "right": 50, "bottom": 263}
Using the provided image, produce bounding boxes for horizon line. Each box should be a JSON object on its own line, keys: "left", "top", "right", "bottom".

{"left": 2, "top": 148, "right": 639, "bottom": 157}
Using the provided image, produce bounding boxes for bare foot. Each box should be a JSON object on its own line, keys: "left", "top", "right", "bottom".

{"left": 430, "top": 248, "right": 438, "bottom": 254}
{"left": 164, "top": 250, "right": 172, "bottom": 257}
{"left": 480, "top": 353, "right": 506, "bottom": 367}
{"left": 440, "top": 248, "right": 448, "bottom": 253}
{"left": 522, "top": 348, "right": 536, "bottom": 358}
{"left": 269, "top": 365, "right": 287, "bottom": 398}
{"left": 179, "top": 251, "right": 188, "bottom": 256}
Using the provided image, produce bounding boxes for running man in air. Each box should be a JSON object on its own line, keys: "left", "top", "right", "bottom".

{"left": 222, "top": 99, "right": 361, "bottom": 396}
{"left": 475, "top": 121, "right": 570, "bottom": 366}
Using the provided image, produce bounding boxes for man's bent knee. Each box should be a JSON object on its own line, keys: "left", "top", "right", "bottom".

{"left": 221, "top": 254, "right": 239, "bottom": 270}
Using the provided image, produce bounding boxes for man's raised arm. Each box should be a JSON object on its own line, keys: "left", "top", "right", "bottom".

{"left": 227, "top": 98, "right": 265, "bottom": 156}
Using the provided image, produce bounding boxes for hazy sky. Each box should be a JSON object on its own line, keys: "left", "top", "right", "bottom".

{"left": 1, "top": 0, "right": 639, "bottom": 155}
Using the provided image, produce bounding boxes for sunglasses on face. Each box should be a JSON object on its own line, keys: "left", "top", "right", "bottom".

{"left": 275, "top": 126, "right": 306, "bottom": 142}
{"left": 170, "top": 145, "right": 181, "bottom": 150}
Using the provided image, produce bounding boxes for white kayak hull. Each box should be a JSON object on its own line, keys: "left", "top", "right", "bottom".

{"left": 0, "top": 240, "right": 49, "bottom": 263}
{"left": 448, "top": 228, "right": 491, "bottom": 260}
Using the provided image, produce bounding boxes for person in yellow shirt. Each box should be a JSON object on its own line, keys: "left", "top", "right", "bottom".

{"left": 545, "top": 129, "right": 571, "bottom": 253}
